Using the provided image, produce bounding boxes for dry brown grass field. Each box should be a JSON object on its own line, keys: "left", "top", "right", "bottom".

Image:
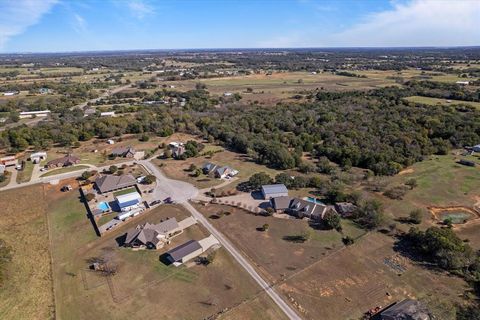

{"left": 45, "top": 182, "right": 281, "bottom": 320}
{"left": 0, "top": 185, "right": 54, "bottom": 320}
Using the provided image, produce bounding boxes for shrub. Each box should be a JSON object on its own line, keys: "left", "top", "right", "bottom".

{"left": 383, "top": 185, "right": 409, "bottom": 200}
{"left": 143, "top": 175, "right": 156, "bottom": 184}
{"left": 342, "top": 236, "right": 355, "bottom": 246}
{"left": 109, "top": 165, "right": 118, "bottom": 174}
{"left": 85, "top": 193, "right": 95, "bottom": 202}
{"left": 409, "top": 208, "right": 423, "bottom": 224}
{"left": 405, "top": 178, "right": 418, "bottom": 189}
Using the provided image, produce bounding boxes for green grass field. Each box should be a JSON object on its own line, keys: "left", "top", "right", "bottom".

{"left": 113, "top": 187, "right": 138, "bottom": 196}
{"left": 404, "top": 96, "right": 480, "bottom": 108}
{"left": 16, "top": 160, "right": 34, "bottom": 184}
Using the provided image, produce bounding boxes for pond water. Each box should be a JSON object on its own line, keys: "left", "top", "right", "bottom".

{"left": 438, "top": 211, "right": 474, "bottom": 224}
{"left": 305, "top": 197, "right": 325, "bottom": 205}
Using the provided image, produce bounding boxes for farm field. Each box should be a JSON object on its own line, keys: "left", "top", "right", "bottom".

{"left": 192, "top": 203, "right": 366, "bottom": 283}
{"left": 0, "top": 185, "right": 54, "bottom": 320}
{"left": 46, "top": 183, "right": 281, "bottom": 320}
{"left": 280, "top": 232, "right": 468, "bottom": 320}
{"left": 404, "top": 95, "right": 480, "bottom": 108}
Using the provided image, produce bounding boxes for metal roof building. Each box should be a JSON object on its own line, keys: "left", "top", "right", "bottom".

{"left": 116, "top": 192, "right": 141, "bottom": 209}
{"left": 261, "top": 184, "right": 289, "bottom": 199}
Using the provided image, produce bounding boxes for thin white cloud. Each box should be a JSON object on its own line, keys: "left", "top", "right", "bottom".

{"left": 72, "top": 13, "right": 87, "bottom": 34}
{"left": 0, "top": 0, "right": 58, "bottom": 49}
{"left": 331, "top": 0, "right": 480, "bottom": 47}
{"left": 260, "top": 0, "right": 480, "bottom": 48}
{"left": 127, "top": 0, "right": 155, "bottom": 19}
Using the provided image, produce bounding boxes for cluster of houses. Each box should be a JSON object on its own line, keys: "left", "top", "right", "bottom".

{"left": 202, "top": 162, "right": 239, "bottom": 179}
{"left": 1, "top": 151, "right": 49, "bottom": 174}
{"left": 262, "top": 183, "right": 357, "bottom": 221}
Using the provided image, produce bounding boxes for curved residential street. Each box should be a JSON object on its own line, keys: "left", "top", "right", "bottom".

{"left": 0, "top": 157, "right": 301, "bottom": 320}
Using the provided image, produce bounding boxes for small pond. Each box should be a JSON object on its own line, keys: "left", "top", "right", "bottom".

{"left": 438, "top": 211, "right": 475, "bottom": 224}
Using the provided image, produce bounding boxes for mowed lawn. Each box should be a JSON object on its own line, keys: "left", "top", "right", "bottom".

{"left": 404, "top": 96, "right": 480, "bottom": 109}
{"left": 46, "top": 185, "right": 281, "bottom": 319}
{"left": 0, "top": 185, "right": 54, "bottom": 320}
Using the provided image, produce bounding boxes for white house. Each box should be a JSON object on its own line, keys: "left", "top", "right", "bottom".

{"left": 29, "top": 152, "right": 47, "bottom": 164}
{"left": 107, "top": 139, "right": 115, "bottom": 145}
{"left": 456, "top": 81, "right": 469, "bottom": 86}
{"left": 19, "top": 110, "right": 51, "bottom": 119}
{"left": 100, "top": 111, "right": 115, "bottom": 117}
{"left": 116, "top": 191, "right": 142, "bottom": 212}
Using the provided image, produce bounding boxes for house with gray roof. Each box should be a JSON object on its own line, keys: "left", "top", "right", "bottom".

{"left": 202, "top": 162, "right": 217, "bottom": 174}
{"left": 124, "top": 217, "right": 197, "bottom": 250}
{"left": 261, "top": 184, "right": 289, "bottom": 199}
{"left": 166, "top": 234, "right": 220, "bottom": 266}
{"left": 94, "top": 174, "right": 136, "bottom": 194}
{"left": 270, "top": 196, "right": 336, "bottom": 221}
{"left": 46, "top": 154, "right": 80, "bottom": 168}
{"left": 110, "top": 146, "right": 136, "bottom": 158}
{"left": 166, "top": 240, "right": 203, "bottom": 264}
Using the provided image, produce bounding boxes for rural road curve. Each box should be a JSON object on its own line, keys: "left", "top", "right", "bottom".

{"left": 70, "top": 83, "right": 132, "bottom": 110}
{"left": 181, "top": 201, "right": 302, "bottom": 320}
{"left": 0, "top": 157, "right": 302, "bottom": 319}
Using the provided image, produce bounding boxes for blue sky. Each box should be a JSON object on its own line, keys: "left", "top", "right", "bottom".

{"left": 0, "top": 0, "right": 479, "bottom": 53}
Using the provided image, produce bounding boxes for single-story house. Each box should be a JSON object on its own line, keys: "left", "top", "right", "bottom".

{"left": 270, "top": 196, "right": 294, "bottom": 212}
{"left": 334, "top": 202, "right": 358, "bottom": 218}
{"left": 0, "top": 156, "right": 17, "bottom": 167}
{"left": 2, "top": 91, "right": 19, "bottom": 96}
{"left": 166, "top": 234, "right": 220, "bottom": 266}
{"left": 124, "top": 216, "right": 197, "bottom": 250}
{"left": 29, "top": 151, "right": 47, "bottom": 164}
{"left": 166, "top": 240, "right": 203, "bottom": 265}
{"left": 84, "top": 108, "right": 96, "bottom": 116}
{"left": 94, "top": 174, "right": 137, "bottom": 194}
{"left": 19, "top": 110, "right": 51, "bottom": 119}
{"left": 111, "top": 146, "right": 136, "bottom": 158}
{"left": 169, "top": 141, "right": 184, "bottom": 148}
{"left": 116, "top": 191, "right": 142, "bottom": 212}
{"left": 46, "top": 154, "right": 80, "bottom": 168}
{"left": 261, "top": 184, "right": 288, "bottom": 199}
{"left": 100, "top": 111, "right": 115, "bottom": 117}
{"left": 380, "top": 299, "right": 431, "bottom": 320}
{"left": 271, "top": 196, "right": 335, "bottom": 221}
{"left": 455, "top": 81, "right": 469, "bottom": 86}
{"left": 214, "top": 166, "right": 231, "bottom": 179}
{"left": 202, "top": 162, "right": 217, "bottom": 174}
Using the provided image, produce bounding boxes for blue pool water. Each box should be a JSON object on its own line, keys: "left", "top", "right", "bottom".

{"left": 98, "top": 202, "right": 111, "bottom": 212}
{"left": 306, "top": 197, "right": 325, "bottom": 205}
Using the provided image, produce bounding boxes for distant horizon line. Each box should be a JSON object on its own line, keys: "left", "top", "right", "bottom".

{"left": 1, "top": 45, "right": 480, "bottom": 56}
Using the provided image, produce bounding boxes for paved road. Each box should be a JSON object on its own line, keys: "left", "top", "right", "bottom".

{"left": 181, "top": 202, "right": 301, "bottom": 320}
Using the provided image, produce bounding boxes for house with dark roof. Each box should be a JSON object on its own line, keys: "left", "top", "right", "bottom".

{"left": 94, "top": 174, "right": 136, "bottom": 194}
{"left": 165, "top": 234, "right": 220, "bottom": 266}
{"left": 202, "top": 162, "right": 217, "bottom": 174}
{"left": 261, "top": 184, "right": 289, "bottom": 199}
{"left": 270, "top": 196, "right": 335, "bottom": 221}
{"left": 166, "top": 240, "right": 203, "bottom": 264}
{"left": 172, "top": 145, "right": 186, "bottom": 159}
{"left": 110, "top": 146, "right": 136, "bottom": 158}
{"left": 46, "top": 154, "right": 80, "bottom": 168}
{"left": 379, "top": 299, "right": 431, "bottom": 320}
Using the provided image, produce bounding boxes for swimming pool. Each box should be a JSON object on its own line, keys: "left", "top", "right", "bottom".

{"left": 305, "top": 197, "right": 325, "bottom": 205}
{"left": 98, "top": 202, "right": 111, "bottom": 212}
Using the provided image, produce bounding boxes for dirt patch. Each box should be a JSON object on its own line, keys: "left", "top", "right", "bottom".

{"left": 398, "top": 168, "right": 414, "bottom": 175}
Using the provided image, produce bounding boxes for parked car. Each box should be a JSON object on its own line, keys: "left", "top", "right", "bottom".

{"left": 150, "top": 200, "right": 162, "bottom": 206}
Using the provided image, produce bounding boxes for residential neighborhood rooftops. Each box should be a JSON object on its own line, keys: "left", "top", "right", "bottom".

{"left": 166, "top": 239, "right": 202, "bottom": 262}
{"left": 95, "top": 174, "right": 136, "bottom": 193}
